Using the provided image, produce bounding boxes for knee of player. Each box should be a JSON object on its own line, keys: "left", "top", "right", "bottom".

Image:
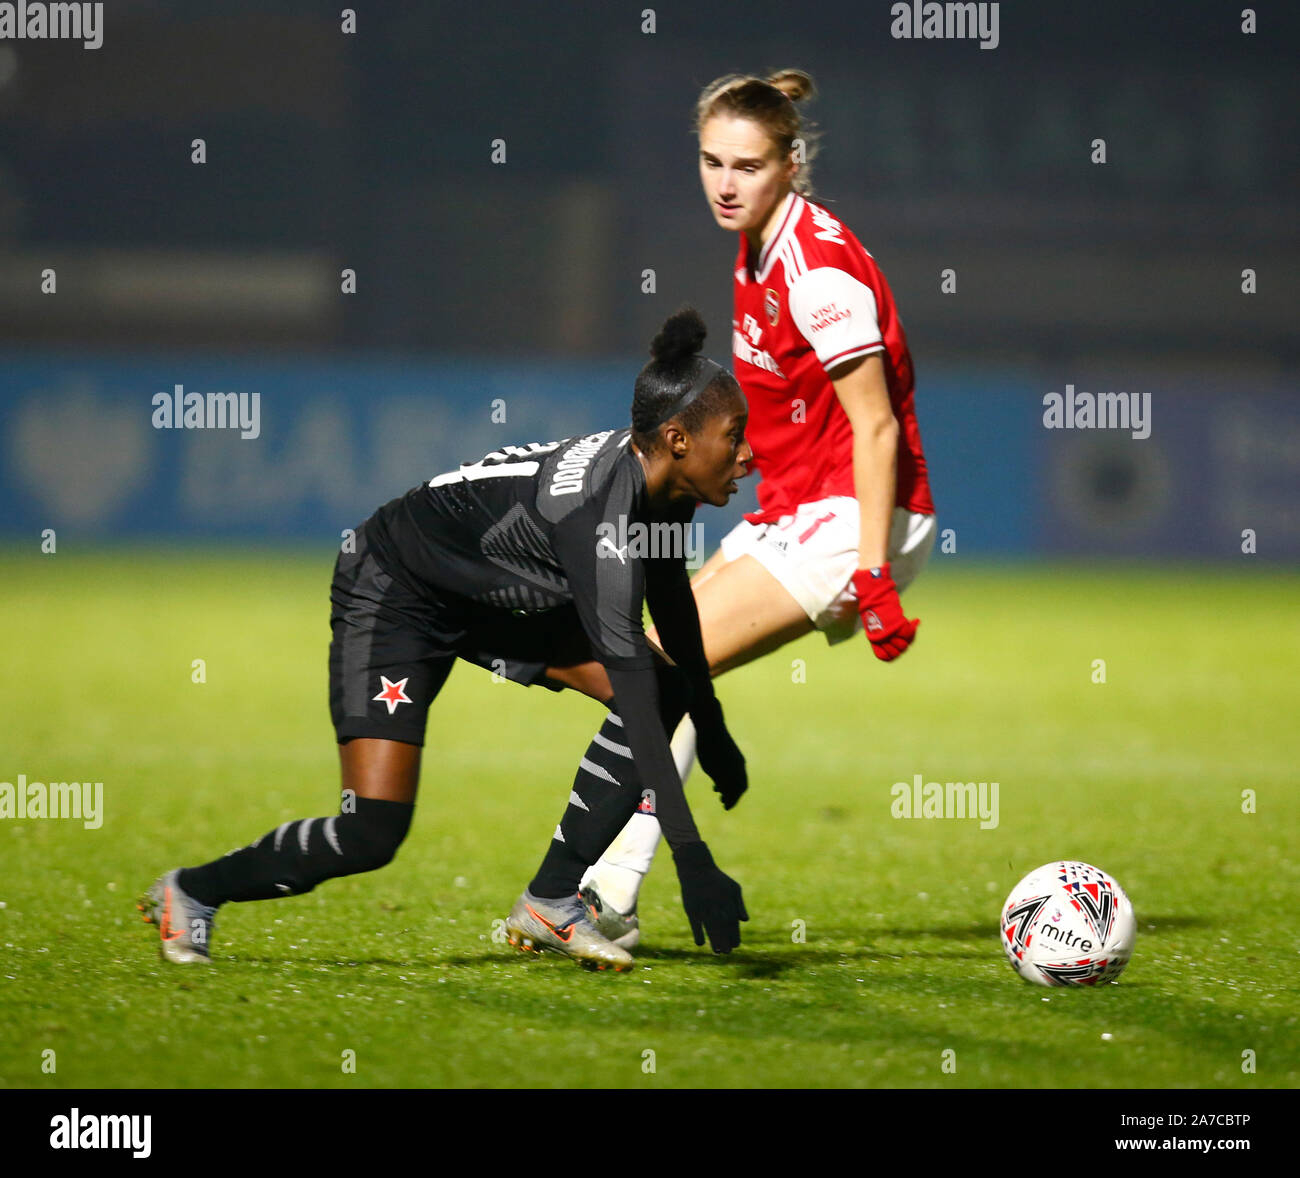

{"left": 342, "top": 798, "right": 414, "bottom": 870}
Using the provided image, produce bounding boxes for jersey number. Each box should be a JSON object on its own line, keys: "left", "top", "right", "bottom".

{"left": 429, "top": 441, "right": 563, "bottom": 487}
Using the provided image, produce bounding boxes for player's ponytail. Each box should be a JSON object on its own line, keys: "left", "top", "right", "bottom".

{"left": 765, "top": 69, "right": 815, "bottom": 105}
{"left": 695, "top": 69, "right": 820, "bottom": 197}
{"left": 631, "top": 307, "right": 739, "bottom": 452}
{"left": 648, "top": 307, "right": 708, "bottom": 369}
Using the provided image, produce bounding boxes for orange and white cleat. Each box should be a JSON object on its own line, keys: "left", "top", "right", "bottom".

{"left": 504, "top": 890, "right": 633, "bottom": 972}
{"left": 138, "top": 869, "right": 218, "bottom": 964}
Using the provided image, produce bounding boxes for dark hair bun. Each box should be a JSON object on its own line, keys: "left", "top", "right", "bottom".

{"left": 649, "top": 306, "right": 707, "bottom": 368}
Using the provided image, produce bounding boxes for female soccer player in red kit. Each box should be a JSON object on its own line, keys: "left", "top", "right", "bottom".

{"left": 576, "top": 70, "right": 938, "bottom": 947}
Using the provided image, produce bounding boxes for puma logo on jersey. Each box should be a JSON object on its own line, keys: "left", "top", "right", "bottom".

{"left": 596, "top": 519, "right": 705, "bottom": 566}
{"left": 598, "top": 536, "right": 629, "bottom": 563}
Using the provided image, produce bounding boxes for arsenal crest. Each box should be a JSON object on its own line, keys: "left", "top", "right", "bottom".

{"left": 764, "top": 287, "right": 780, "bottom": 326}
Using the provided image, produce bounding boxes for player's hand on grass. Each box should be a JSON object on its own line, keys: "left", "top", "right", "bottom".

{"left": 673, "top": 841, "right": 748, "bottom": 953}
{"left": 692, "top": 696, "right": 747, "bottom": 809}
{"left": 852, "top": 564, "right": 918, "bottom": 662}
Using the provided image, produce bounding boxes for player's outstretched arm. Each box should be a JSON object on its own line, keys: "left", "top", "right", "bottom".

{"left": 644, "top": 543, "right": 747, "bottom": 809}
{"left": 554, "top": 473, "right": 747, "bottom": 952}
{"left": 606, "top": 665, "right": 748, "bottom": 954}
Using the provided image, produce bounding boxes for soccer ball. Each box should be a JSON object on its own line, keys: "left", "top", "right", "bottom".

{"left": 1000, "top": 861, "right": 1136, "bottom": 986}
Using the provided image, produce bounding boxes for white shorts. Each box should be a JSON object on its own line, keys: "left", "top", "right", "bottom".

{"left": 718, "top": 498, "right": 936, "bottom": 645}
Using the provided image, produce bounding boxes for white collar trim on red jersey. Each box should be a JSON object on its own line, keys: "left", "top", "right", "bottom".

{"left": 755, "top": 192, "right": 804, "bottom": 283}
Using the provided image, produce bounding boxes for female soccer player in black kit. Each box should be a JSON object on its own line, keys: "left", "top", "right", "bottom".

{"left": 139, "top": 309, "right": 753, "bottom": 971}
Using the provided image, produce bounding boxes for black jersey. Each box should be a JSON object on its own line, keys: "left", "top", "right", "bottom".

{"left": 365, "top": 428, "right": 712, "bottom": 847}
{"left": 367, "top": 428, "right": 689, "bottom": 671}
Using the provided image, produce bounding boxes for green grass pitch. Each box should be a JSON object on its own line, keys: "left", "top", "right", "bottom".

{"left": 2, "top": 548, "right": 1297, "bottom": 1088}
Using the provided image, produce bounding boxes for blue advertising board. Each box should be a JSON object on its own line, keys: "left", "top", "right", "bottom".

{"left": 1, "top": 352, "right": 1294, "bottom": 560}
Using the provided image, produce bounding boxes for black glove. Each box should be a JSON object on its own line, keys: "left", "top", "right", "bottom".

{"left": 691, "top": 695, "right": 747, "bottom": 810}
{"left": 673, "top": 841, "right": 748, "bottom": 953}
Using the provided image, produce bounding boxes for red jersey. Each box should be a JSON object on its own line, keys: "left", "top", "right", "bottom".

{"left": 731, "top": 192, "right": 934, "bottom": 524}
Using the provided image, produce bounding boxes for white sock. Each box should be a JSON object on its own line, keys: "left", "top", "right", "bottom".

{"left": 580, "top": 717, "right": 698, "bottom": 912}
{"left": 671, "top": 714, "right": 698, "bottom": 784}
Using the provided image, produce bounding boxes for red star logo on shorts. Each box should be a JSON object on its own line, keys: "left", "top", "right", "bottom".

{"left": 373, "top": 676, "right": 413, "bottom": 715}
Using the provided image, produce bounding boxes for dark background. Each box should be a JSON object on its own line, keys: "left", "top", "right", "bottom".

{"left": 0, "top": 1, "right": 1296, "bottom": 555}
{"left": 1, "top": 1, "right": 1294, "bottom": 362}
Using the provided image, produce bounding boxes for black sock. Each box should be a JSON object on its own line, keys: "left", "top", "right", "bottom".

{"left": 177, "top": 795, "right": 414, "bottom": 906}
{"left": 530, "top": 710, "right": 638, "bottom": 898}
{"left": 530, "top": 666, "right": 689, "bottom": 899}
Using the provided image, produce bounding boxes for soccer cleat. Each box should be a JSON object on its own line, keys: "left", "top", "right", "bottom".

{"left": 504, "top": 890, "right": 634, "bottom": 972}
{"left": 138, "top": 869, "right": 218, "bottom": 965}
{"left": 580, "top": 882, "right": 641, "bottom": 951}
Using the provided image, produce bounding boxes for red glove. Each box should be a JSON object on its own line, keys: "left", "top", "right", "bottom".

{"left": 852, "top": 564, "right": 919, "bottom": 662}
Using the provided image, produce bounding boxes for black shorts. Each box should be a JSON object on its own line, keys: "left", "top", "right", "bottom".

{"left": 328, "top": 524, "right": 595, "bottom": 746}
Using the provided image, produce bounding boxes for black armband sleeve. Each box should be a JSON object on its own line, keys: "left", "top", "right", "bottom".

{"left": 606, "top": 666, "right": 701, "bottom": 850}
{"left": 644, "top": 551, "right": 713, "bottom": 703}
{"left": 550, "top": 462, "right": 654, "bottom": 671}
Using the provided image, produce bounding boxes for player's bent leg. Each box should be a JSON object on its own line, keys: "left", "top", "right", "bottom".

{"left": 542, "top": 660, "right": 613, "bottom": 703}
{"left": 142, "top": 739, "right": 419, "bottom": 964}
{"left": 578, "top": 718, "right": 697, "bottom": 947}
{"left": 580, "top": 555, "right": 815, "bottom": 932}
{"left": 340, "top": 736, "right": 422, "bottom": 803}
{"left": 685, "top": 553, "right": 815, "bottom": 676}
{"left": 179, "top": 739, "right": 418, "bottom": 903}
{"left": 541, "top": 656, "right": 645, "bottom": 944}
{"left": 543, "top": 653, "right": 676, "bottom": 946}
{"left": 683, "top": 542, "right": 731, "bottom": 590}
{"left": 515, "top": 661, "right": 691, "bottom": 964}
